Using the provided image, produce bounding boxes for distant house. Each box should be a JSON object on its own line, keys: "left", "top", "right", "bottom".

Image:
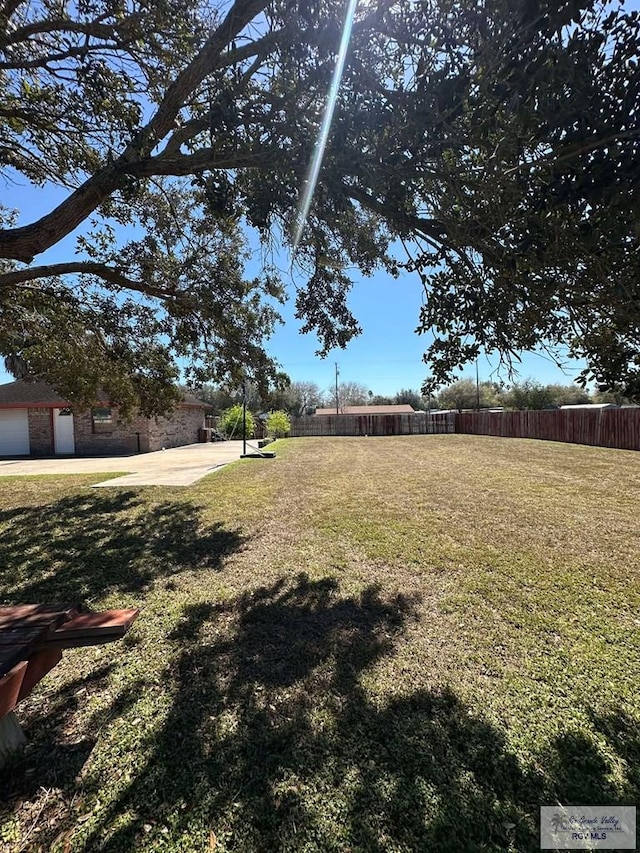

{"left": 314, "top": 404, "right": 417, "bottom": 415}
{"left": 0, "top": 380, "right": 209, "bottom": 457}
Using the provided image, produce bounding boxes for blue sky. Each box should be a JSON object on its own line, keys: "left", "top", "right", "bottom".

{"left": 254, "top": 249, "right": 586, "bottom": 397}
{"left": 270, "top": 248, "right": 588, "bottom": 395}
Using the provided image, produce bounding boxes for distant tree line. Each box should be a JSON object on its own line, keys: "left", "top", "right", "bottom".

{"left": 435, "top": 379, "right": 633, "bottom": 412}
{"left": 198, "top": 379, "right": 438, "bottom": 416}
{"left": 197, "top": 377, "right": 634, "bottom": 418}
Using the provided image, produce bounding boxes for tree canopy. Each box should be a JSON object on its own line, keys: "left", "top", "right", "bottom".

{"left": 219, "top": 403, "right": 254, "bottom": 438}
{"left": 1, "top": 0, "right": 639, "bottom": 411}
{"left": 281, "top": 381, "right": 325, "bottom": 417}
{"left": 266, "top": 409, "right": 291, "bottom": 436}
{"left": 437, "top": 379, "right": 499, "bottom": 411}
{"left": 333, "top": 380, "right": 370, "bottom": 410}
{"left": 497, "top": 379, "right": 592, "bottom": 409}
{"left": 394, "top": 388, "right": 434, "bottom": 410}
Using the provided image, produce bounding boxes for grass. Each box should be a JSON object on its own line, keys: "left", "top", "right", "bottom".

{"left": 0, "top": 435, "right": 638, "bottom": 852}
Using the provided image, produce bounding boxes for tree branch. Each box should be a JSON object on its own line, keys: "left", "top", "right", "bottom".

{"left": 0, "top": 262, "right": 196, "bottom": 305}
{"left": 505, "top": 129, "right": 640, "bottom": 175}
{"left": 126, "top": 0, "right": 269, "bottom": 159}
{"left": 3, "top": 17, "right": 118, "bottom": 44}
{"left": 343, "top": 183, "right": 448, "bottom": 247}
{"left": 131, "top": 147, "right": 272, "bottom": 176}
{"left": 0, "top": 0, "right": 27, "bottom": 22}
{"left": 0, "top": 44, "right": 122, "bottom": 70}
{"left": 0, "top": 0, "right": 270, "bottom": 263}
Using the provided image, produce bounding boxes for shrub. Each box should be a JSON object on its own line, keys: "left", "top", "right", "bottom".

{"left": 219, "top": 404, "right": 255, "bottom": 439}
{"left": 266, "top": 410, "right": 291, "bottom": 438}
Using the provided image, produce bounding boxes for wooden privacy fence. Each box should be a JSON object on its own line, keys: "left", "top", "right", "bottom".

{"left": 455, "top": 408, "right": 640, "bottom": 451}
{"left": 290, "top": 413, "right": 455, "bottom": 437}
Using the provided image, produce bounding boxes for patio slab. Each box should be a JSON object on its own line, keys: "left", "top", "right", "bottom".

{"left": 0, "top": 441, "right": 245, "bottom": 487}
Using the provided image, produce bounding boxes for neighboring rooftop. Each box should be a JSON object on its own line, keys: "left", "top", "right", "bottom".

{"left": 314, "top": 404, "right": 416, "bottom": 415}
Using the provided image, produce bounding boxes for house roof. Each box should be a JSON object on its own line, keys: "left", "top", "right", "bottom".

{"left": 0, "top": 380, "right": 71, "bottom": 407}
{"left": 0, "top": 380, "right": 209, "bottom": 409}
{"left": 314, "top": 404, "right": 416, "bottom": 415}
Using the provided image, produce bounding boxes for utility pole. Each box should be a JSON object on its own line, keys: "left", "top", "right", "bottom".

{"left": 335, "top": 362, "right": 340, "bottom": 414}
{"left": 475, "top": 360, "right": 480, "bottom": 411}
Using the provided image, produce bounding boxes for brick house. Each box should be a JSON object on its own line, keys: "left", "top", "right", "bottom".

{"left": 0, "top": 381, "right": 209, "bottom": 457}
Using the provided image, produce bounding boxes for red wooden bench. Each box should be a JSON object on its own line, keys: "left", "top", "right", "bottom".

{"left": 0, "top": 604, "right": 139, "bottom": 764}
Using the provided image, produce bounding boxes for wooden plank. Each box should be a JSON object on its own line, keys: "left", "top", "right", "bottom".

{"left": 48, "top": 608, "right": 139, "bottom": 639}
{"left": 0, "top": 603, "right": 79, "bottom": 628}
{"left": 0, "top": 606, "right": 79, "bottom": 678}
{"left": 0, "top": 604, "right": 138, "bottom": 721}
{"left": 0, "top": 651, "right": 62, "bottom": 717}
{"left": 17, "top": 648, "right": 62, "bottom": 704}
{"left": 40, "top": 608, "right": 140, "bottom": 648}
{"left": 0, "top": 641, "right": 37, "bottom": 680}
{"left": 0, "top": 625, "right": 52, "bottom": 645}
{"left": 0, "top": 661, "right": 27, "bottom": 718}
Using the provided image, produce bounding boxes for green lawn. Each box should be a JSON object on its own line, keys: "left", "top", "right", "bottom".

{"left": 0, "top": 436, "right": 638, "bottom": 852}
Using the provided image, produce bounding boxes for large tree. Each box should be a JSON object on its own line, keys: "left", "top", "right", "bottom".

{"left": 283, "top": 380, "right": 325, "bottom": 417}
{"left": 499, "top": 379, "right": 593, "bottom": 408}
{"left": 498, "top": 379, "right": 555, "bottom": 410}
{"left": 1, "top": 0, "right": 639, "bottom": 412}
{"left": 437, "top": 379, "right": 499, "bottom": 412}
{"left": 409, "top": 0, "right": 640, "bottom": 397}
{"left": 333, "top": 380, "right": 370, "bottom": 410}
{"left": 546, "top": 383, "right": 593, "bottom": 406}
{"left": 394, "top": 388, "right": 430, "bottom": 410}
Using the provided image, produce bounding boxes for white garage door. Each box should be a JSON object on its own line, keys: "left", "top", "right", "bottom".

{"left": 0, "top": 409, "right": 30, "bottom": 456}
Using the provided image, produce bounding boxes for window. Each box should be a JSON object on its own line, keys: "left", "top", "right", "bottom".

{"left": 92, "top": 407, "right": 113, "bottom": 434}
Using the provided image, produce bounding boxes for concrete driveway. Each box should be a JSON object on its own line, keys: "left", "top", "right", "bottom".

{"left": 0, "top": 441, "right": 246, "bottom": 487}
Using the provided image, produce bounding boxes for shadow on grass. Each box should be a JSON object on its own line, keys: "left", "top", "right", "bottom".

{"left": 0, "top": 664, "right": 117, "bottom": 802}
{"left": 3, "top": 573, "right": 636, "bottom": 852}
{"left": 0, "top": 491, "right": 245, "bottom": 602}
